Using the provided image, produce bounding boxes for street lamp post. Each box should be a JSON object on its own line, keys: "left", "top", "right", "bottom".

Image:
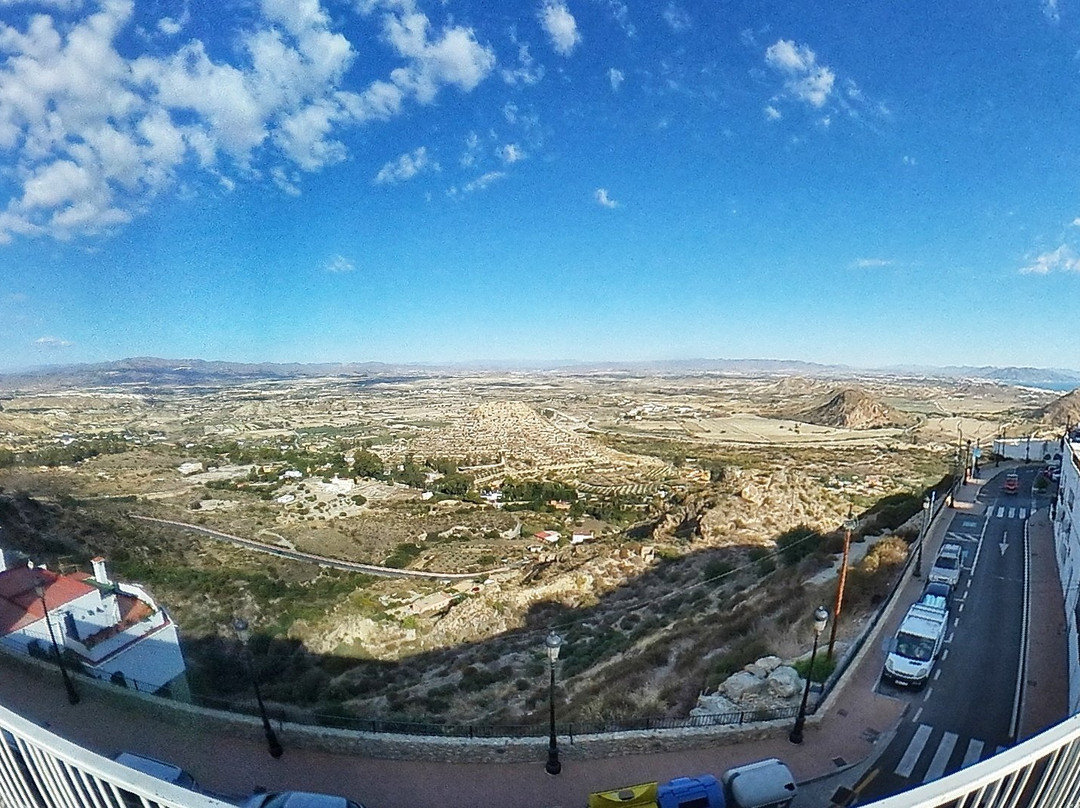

{"left": 33, "top": 579, "right": 79, "bottom": 705}
{"left": 789, "top": 606, "right": 828, "bottom": 745}
{"left": 544, "top": 630, "right": 564, "bottom": 775}
{"left": 232, "top": 618, "right": 283, "bottom": 759}
{"left": 826, "top": 510, "right": 855, "bottom": 661}
{"left": 914, "top": 494, "right": 932, "bottom": 578}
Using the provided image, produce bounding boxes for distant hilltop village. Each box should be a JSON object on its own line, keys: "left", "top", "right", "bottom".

{"left": 0, "top": 552, "right": 188, "bottom": 698}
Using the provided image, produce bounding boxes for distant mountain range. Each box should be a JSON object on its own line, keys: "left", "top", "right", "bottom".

{"left": 0, "top": 356, "right": 1077, "bottom": 391}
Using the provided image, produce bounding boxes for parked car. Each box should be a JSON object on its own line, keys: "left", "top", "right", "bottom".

{"left": 244, "top": 791, "right": 366, "bottom": 808}
{"left": 928, "top": 543, "right": 963, "bottom": 588}
{"left": 882, "top": 601, "right": 948, "bottom": 689}
{"left": 1004, "top": 472, "right": 1020, "bottom": 494}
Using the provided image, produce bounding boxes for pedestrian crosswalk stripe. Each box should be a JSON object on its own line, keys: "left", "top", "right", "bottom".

{"left": 961, "top": 739, "right": 983, "bottom": 768}
{"left": 996, "top": 507, "right": 1004, "bottom": 517}
{"left": 896, "top": 724, "right": 933, "bottom": 778}
{"left": 923, "top": 731, "right": 959, "bottom": 783}
{"left": 1019, "top": 508, "right": 1027, "bottom": 519}
{"left": 1008, "top": 507, "right": 1016, "bottom": 518}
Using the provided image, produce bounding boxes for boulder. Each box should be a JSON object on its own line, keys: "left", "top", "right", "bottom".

{"left": 765, "top": 666, "right": 803, "bottom": 699}
{"left": 720, "top": 670, "right": 766, "bottom": 702}
{"left": 755, "top": 655, "right": 784, "bottom": 673}
{"left": 690, "top": 693, "right": 741, "bottom": 717}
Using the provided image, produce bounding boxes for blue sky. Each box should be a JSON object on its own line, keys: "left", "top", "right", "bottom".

{"left": 1, "top": 0, "right": 1079, "bottom": 371}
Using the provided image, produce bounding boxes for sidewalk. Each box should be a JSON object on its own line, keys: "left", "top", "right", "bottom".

{"left": 0, "top": 468, "right": 1068, "bottom": 808}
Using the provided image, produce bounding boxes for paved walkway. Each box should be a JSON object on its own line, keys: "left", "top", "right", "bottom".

{"left": 0, "top": 466, "right": 1068, "bottom": 808}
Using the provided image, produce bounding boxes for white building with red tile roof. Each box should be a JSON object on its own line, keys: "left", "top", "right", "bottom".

{"left": 0, "top": 553, "right": 188, "bottom": 698}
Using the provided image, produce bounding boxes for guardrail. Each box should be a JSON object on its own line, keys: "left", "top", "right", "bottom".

{"left": 0, "top": 700, "right": 231, "bottom": 808}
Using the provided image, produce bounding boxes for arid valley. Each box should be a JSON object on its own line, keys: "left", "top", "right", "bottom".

{"left": 0, "top": 360, "right": 1075, "bottom": 732}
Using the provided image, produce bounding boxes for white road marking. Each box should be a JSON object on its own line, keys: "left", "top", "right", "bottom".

{"left": 946, "top": 631, "right": 954, "bottom": 644}
{"left": 996, "top": 507, "right": 1005, "bottom": 518}
{"left": 912, "top": 707, "right": 923, "bottom": 724}
{"left": 896, "top": 724, "right": 933, "bottom": 778}
{"left": 1008, "top": 507, "right": 1016, "bottom": 519}
{"left": 933, "top": 669, "right": 941, "bottom": 681}
{"left": 941, "top": 649, "right": 949, "bottom": 661}
{"left": 923, "top": 731, "right": 959, "bottom": 783}
{"left": 923, "top": 686, "right": 934, "bottom": 702}
{"left": 1019, "top": 508, "right": 1027, "bottom": 519}
{"left": 962, "top": 739, "right": 984, "bottom": 768}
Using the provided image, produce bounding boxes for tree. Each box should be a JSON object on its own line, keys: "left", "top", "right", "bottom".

{"left": 433, "top": 472, "right": 472, "bottom": 498}
{"left": 352, "top": 449, "right": 384, "bottom": 478}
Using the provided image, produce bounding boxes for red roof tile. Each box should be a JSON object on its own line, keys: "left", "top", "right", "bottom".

{"left": 0, "top": 566, "right": 97, "bottom": 636}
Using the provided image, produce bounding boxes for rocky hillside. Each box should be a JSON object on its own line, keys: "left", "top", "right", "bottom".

{"left": 1041, "top": 388, "right": 1080, "bottom": 427}
{"left": 799, "top": 387, "right": 906, "bottom": 430}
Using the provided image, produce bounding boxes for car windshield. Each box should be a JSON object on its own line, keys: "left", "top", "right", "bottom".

{"left": 935, "top": 557, "right": 958, "bottom": 570}
{"left": 895, "top": 633, "right": 935, "bottom": 662}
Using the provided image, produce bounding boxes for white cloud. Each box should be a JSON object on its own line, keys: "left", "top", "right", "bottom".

{"left": 502, "top": 42, "right": 544, "bottom": 86}
{"left": 594, "top": 188, "right": 618, "bottom": 208}
{"left": 539, "top": 1, "right": 581, "bottom": 56}
{"left": 903, "top": 155, "right": 917, "bottom": 166}
{"left": 325, "top": 254, "right": 355, "bottom": 273}
{"left": 1071, "top": 217, "right": 1080, "bottom": 227}
{"left": 851, "top": 258, "right": 892, "bottom": 269}
{"left": 34, "top": 335, "right": 73, "bottom": 348}
{"left": 376, "top": 2, "right": 496, "bottom": 103}
{"left": 374, "top": 146, "right": 437, "bottom": 184}
{"left": 463, "top": 171, "right": 505, "bottom": 192}
{"left": 662, "top": 3, "right": 691, "bottom": 32}
{"left": 608, "top": 67, "right": 624, "bottom": 91}
{"left": 764, "top": 39, "right": 835, "bottom": 108}
{"left": 764, "top": 105, "right": 781, "bottom": 120}
{"left": 0, "top": 0, "right": 498, "bottom": 244}
{"left": 1020, "top": 245, "right": 1080, "bottom": 274}
{"left": 460, "top": 131, "right": 480, "bottom": 167}
{"left": 498, "top": 143, "right": 525, "bottom": 164}
{"left": 1043, "top": 0, "right": 1060, "bottom": 23}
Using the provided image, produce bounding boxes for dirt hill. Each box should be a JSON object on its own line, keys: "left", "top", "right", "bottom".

{"left": 799, "top": 387, "right": 906, "bottom": 430}
{"left": 1042, "top": 388, "right": 1080, "bottom": 427}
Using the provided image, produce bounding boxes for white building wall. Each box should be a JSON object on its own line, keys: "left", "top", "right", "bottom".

{"left": 995, "top": 437, "right": 1061, "bottom": 462}
{"left": 96, "top": 622, "right": 186, "bottom": 693}
{"left": 1054, "top": 435, "right": 1080, "bottom": 715}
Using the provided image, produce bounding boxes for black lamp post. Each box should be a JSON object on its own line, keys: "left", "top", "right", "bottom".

{"left": 914, "top": 495, "right": 931, "bottom": 578}
{"left": 789, "top": 605, "right": 828, "bottom": 745}
{"left": 33, "top": 579, "right": 79, "bottom": 705}
{"left": 544, "top": 629, "right": 564, "bottom": 775}
{"left": 233, "top": 618, "right": 283, "bottom": 759}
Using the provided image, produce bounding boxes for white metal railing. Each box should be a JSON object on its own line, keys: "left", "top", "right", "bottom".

{"left": 0, "top": 701, "right": 230, "bottom": 808}
{"left": 864, "top": 711, "right": 1080, "bottom": 807}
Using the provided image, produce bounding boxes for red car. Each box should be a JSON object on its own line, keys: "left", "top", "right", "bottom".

{"left": 1004, "top": 473, "right": 1019, "bottom": 494}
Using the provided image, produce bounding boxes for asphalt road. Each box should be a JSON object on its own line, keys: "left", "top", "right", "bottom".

{"left": 855, "top": 466, "right": 1041, "bottom": 802}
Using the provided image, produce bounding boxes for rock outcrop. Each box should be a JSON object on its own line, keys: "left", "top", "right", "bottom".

{"left": 1041, "top": 388, "right": 1080, "bottom": 427}
{"left": 798, "top": 387, "right": 907, "bottom": 430}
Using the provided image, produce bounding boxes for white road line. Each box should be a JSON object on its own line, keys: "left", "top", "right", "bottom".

{"left": 923, "top": 731, "right": 959, "bottom": 783}
{"left": 941, "top": 649, "right": 949, "bottom": 661}
{"left": 1019, "top": 508, "right": 1027, "bottom": 519}
{"left": 961, "top": 739, "right": 984, "bottom": 768}
{"left": 946, "top": 631, "right": 955, "bottom": 644}
{"left": 923, "top": 686, "right": 934, "bottom": 702}
{"left": 912, "top": 707, "right": 923, "bottom": 724}
{"left": 959, "top": 602, "right": 965, "bottom": 613}
{"left": 933, "top": 669, "right": 941, "bottom": 681}
{"left": 1009, "top": 518, "right": 1033, "bottom": 741}
{"left": 996, "top": 506, "right": 1005, "bottom": 518}
{"left": 1008, "top": 507, "right": 1016, "bottom": 519}
{"left": 896, "top": 724, "right": 933, "bottom": 778}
